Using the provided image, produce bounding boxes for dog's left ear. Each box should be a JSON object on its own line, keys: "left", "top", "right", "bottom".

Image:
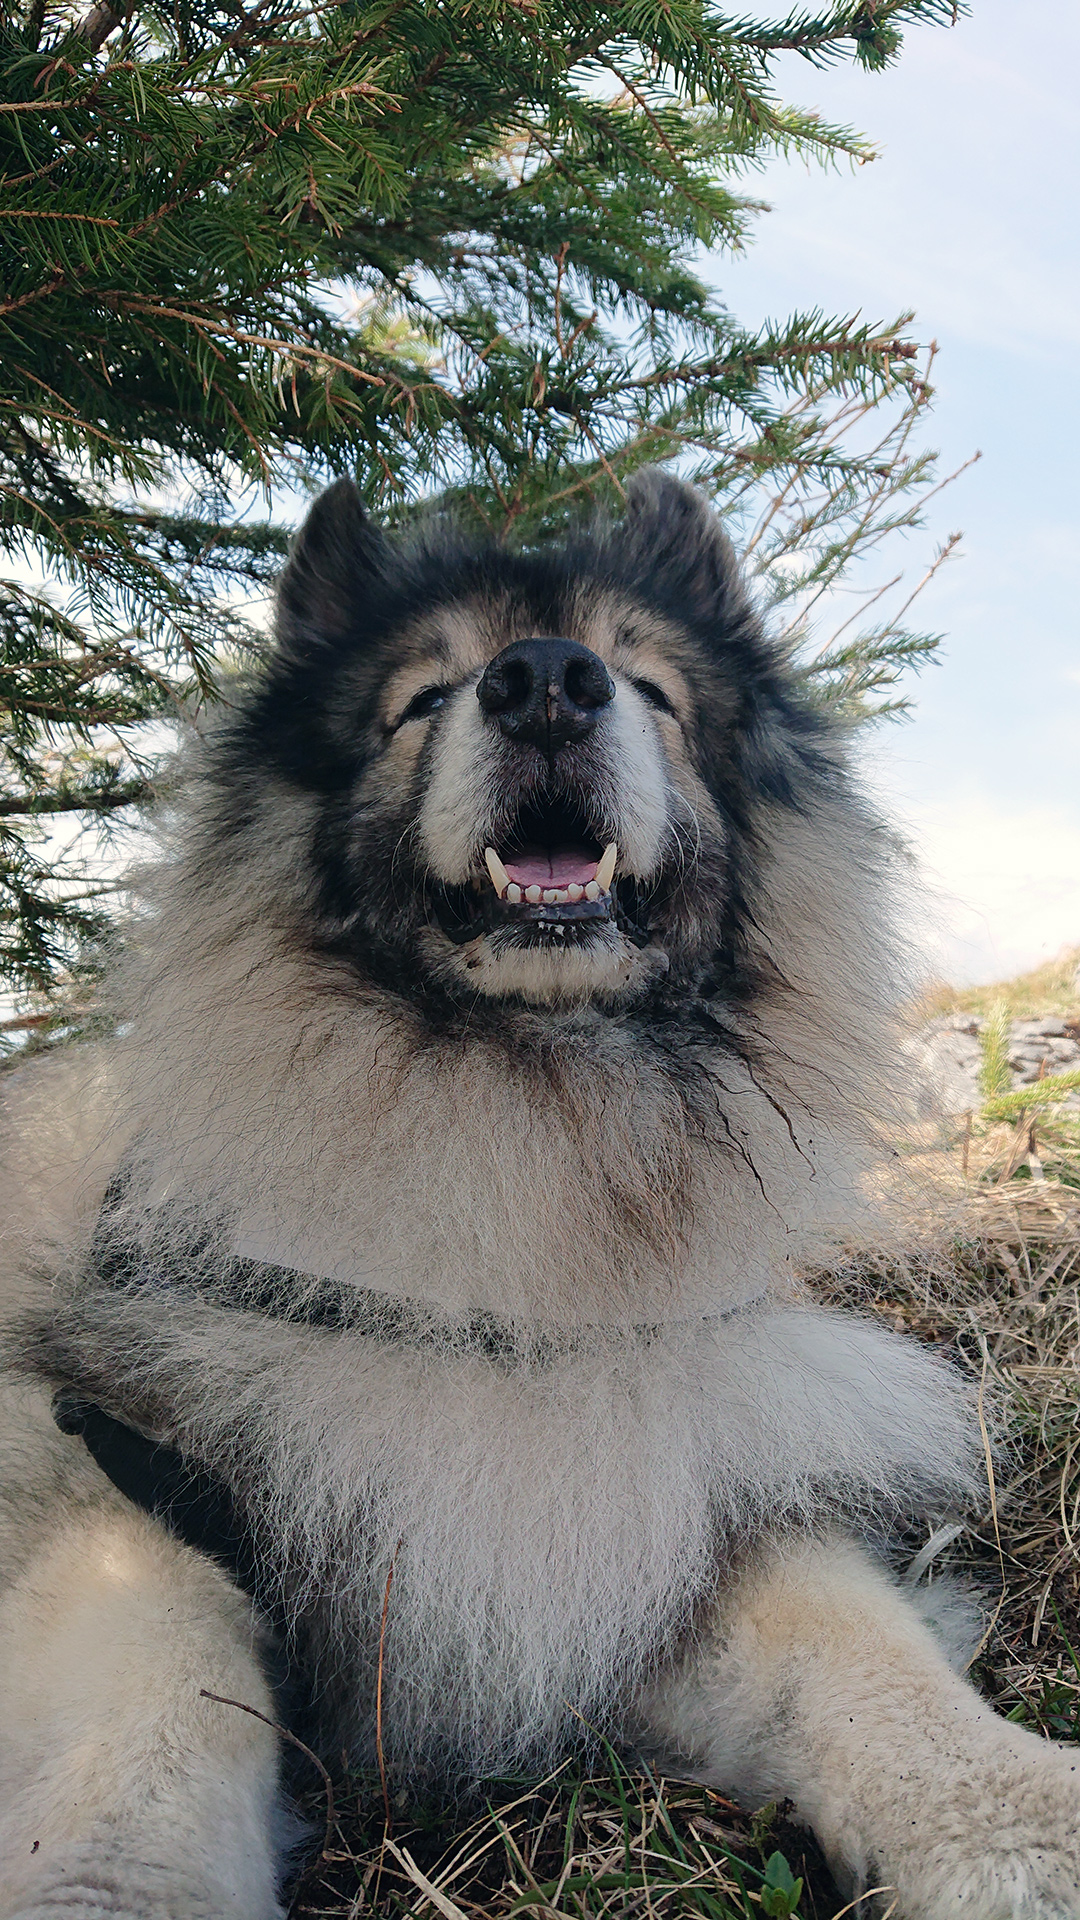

{"left": 614, "top": 469, "right": 749, "bottom": 631}
{"left": 276, "top": 479, "right": 389, "bottom": 654}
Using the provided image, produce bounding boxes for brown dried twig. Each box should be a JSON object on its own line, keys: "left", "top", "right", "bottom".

{"left": 199, "top": 1690, "right": 337, "bottom": 1860}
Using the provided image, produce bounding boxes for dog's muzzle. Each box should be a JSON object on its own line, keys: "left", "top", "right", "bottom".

{"left": 430, "top": 641, "right": 658, "bottom": 950}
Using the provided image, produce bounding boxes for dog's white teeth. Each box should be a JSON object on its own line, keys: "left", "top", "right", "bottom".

{"left": 484, "top": 847, "right": 511, "bottom": 897}
{"left": 485, "top": 854, "right": 613, "bottom": 912}
{"left": 595, "top": 842, "right": 618, "bottom": 893}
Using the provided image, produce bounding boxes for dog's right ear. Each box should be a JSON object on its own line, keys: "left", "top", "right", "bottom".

{"left": 275, "top": 479, "right": 389, "bottom": 653}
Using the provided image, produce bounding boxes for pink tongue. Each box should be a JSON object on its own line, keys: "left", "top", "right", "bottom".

{"left": 504, "top": 844, "right": 599, "bottom": 889}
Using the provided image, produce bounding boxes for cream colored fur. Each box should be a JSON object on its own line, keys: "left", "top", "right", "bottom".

{"left": 0, "top": 1385, "right": 282, "bottom": 1920}
{"left": 641, "top": 1536, "right": 1080, "bottom": 1919}
{"left": 0, "top": 476, "right": 1077, "bottom": 1916}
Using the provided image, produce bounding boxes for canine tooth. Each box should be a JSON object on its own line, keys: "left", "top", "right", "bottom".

{"left": 567, "top": 883, "right": 583, "bottom": 902}
{"left": 484, "top": 847, "right": 511, "bottom": 897}
{"left": 584, "top": 881, "right": 600, "bottom": 901}
{"left": 595, "top": 842, "right": 618, "bottom": 892}
{"left": 525, "top": 885, "right": 542, "bottom": 903}
{"left": 505, "top": 883, "right": 522, "bottom": 904}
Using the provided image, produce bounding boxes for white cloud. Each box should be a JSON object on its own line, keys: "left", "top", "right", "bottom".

{"left": 887, "top": 792, "right": 1080, "bottom": 986}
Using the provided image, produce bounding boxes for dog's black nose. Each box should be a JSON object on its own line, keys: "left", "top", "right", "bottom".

{"left": 477, "top": 638, "right": 615, "bottom": 751}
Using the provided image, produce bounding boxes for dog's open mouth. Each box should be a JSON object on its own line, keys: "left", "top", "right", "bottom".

{"left": 432, "top": 796, "right": 652, "bottom": 948}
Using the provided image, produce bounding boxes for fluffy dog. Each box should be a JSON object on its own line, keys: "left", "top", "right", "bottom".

{"left": 0, "top": 472, "right": 1077, "bottom": 1919}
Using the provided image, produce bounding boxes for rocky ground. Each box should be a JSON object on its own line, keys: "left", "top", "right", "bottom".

{"left": 912, "top": 1011, "right": 1080, "bottom": 1115}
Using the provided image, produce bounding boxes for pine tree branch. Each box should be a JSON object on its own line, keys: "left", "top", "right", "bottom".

{"left": 74, "top": 0, "right": 133, "bottom": 54}
{"left": 0, "top": 781, "right": 150, "bottom": 818}
{"left": 25, "top": 0, "right": 46, "bottom": 50}
{"left": 0, "top": 1010, "right": 77, "bottom": 1034}
{"left": 727, "top": 2, "right": 966, "bottom": 60}
{"left": 0, "top": 0, "right": 967, "bottom": 991}
{"left": 0, "top": 275, "right": 66, "bottom": 320}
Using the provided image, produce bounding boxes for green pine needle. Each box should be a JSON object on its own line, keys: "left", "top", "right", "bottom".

{"left": 978, "top": 1001, "right": 1014, "bottom": 1106}
{"left": 2, "top": 0, "right": 969, "bottom": 1000}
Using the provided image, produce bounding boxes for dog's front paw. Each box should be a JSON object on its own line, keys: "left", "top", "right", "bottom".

{"left": 865, "top": 1732, "right": 1080, "bottom": 1920}
{"left": 3, "top": 1844, "right": 283, "bottom": 1920}
{"left": 877, "top": 1848, "right": 1080, "bottom": 1920}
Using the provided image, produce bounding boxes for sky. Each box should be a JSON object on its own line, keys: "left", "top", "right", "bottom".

{"left": 707, "top": 0, "right": 1080, "bottom": 985}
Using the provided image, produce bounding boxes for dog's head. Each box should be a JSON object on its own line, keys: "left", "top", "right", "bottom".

{"left": 218, "top": 470, "right": 833, "bottom": 1011}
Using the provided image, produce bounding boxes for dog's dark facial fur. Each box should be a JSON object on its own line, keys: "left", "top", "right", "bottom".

{"left": 206, "top": 471, "right": 835, "bottom": 1023}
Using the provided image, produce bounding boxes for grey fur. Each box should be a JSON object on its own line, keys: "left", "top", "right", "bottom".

{"left": 2, "top": 473, "right": 1074, "bottom": 1919}
{"left": 2, "top": 470, "right": 973, "bottom": 1770}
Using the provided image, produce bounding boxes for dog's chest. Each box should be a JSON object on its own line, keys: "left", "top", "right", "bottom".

{"left": 234, "top": 1329, "right": 721, "bottom": 1771}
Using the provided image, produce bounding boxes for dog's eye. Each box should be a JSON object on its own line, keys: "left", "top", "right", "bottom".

{"left": 396, "top": 685, "right": 449, "bottom": 726}
{"left": 633, "top": 677, "right": 678, "bottom": 718}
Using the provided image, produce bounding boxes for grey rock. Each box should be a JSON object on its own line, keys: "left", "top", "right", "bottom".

{"left": 910, "top": 1013, "right": 1080, "bottom": 1116}
{"left": 909, "top": 1022, "right": 983, "bottom": 1117}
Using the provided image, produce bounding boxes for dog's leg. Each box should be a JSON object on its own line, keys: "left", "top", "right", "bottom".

{"left": 0, "top": 1504, "right": 284, "bottom": 1920}
{"left": 637, "top": 1533, "right": 1080, "bottom": 1920}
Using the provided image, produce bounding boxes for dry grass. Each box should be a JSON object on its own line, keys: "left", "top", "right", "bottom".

{"left": 821, "top": 1172, "right": 1080, "bottom": 1737}
{"left": 287, "top": 1767, "right": 838, "bottom": 1920}
{"left": 918, "top": 946, "right": 1080, "bottom": 1023}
